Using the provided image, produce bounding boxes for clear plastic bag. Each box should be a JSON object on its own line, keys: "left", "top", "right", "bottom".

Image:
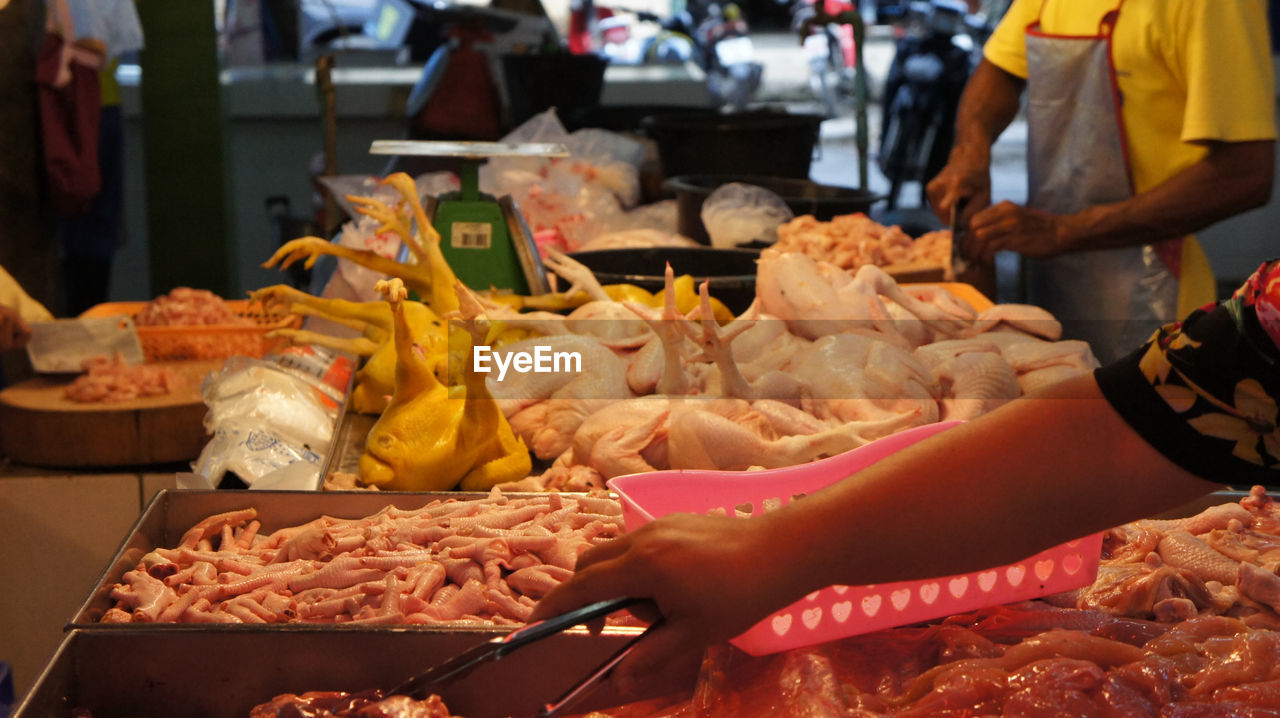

{"left": 480, "top": 109, "right": 648, "bottom": 250}
{"left": 190, "top": 421, "right": 323, "bottom": 488}
{"left": 200, "top": 357, "right": 338, "bottom": 451}
{"left": 701, "top": 182, "right": 795, "bottom": 249}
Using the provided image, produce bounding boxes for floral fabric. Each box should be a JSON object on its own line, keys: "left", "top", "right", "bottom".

{"left": 1096, "top": 259, "right": 1280, "bottom": 484}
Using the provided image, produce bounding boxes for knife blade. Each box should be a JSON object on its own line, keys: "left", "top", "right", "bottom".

{"left": 25, "top": 316, "right": 145, "bottom": 373}
{"left": 950, "top": 196, "right": 970, "bottom": 279}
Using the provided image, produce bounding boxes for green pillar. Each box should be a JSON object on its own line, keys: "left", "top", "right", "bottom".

{"left": 137, "top": 0, "right": 232, "bottom": 296}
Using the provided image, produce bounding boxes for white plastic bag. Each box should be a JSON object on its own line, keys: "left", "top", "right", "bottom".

{"left": 480, "top": 109, "right": 648, "bottom": 249}
{"left": 191, "top": 421, "right": 323, "bottom": 488}
{"left": 201, "top": 357, "right": 338, "bottom": 451}
{"left": 701, "top": 182, "right": 795, "bottom": 248}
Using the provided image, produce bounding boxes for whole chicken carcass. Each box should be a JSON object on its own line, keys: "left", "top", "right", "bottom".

{"left": 756, "top": 249, "right": 972, "bottom": 343}
{"left": 358, "top": 280, "right": 531, "bottom": 491}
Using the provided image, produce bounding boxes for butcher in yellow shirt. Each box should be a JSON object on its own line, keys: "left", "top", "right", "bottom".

{"left": 928, "top": 0, "right": 1276, "bottom": 362}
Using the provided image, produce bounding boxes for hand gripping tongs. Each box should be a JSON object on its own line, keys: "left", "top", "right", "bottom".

{"left": 390, "top": 596, "right": 657, "bottom": 717}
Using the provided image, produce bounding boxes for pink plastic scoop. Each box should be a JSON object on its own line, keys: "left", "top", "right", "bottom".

{"left": 608, "top": 421, "right": 1104, "bottom": 656}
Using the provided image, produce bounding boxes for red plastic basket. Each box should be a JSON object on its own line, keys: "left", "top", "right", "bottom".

{"left": 81, "top": 300, "right": 300, "bottom": 362}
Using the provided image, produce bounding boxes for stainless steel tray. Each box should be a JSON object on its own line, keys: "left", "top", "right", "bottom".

{"left": 69, "top": 488, "right": 604, "bottom": 628}
{"left": 15, "top": 626, "right": 650, "bottom": 717}
{"left": 318, "top": 408, "right": 376, "bottom": 483}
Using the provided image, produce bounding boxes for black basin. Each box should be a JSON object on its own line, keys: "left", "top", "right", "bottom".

{"left": 568, "top": 247, "right": 760, "bottom": 315}
{"left": 666, "top": 174, "right": 885, "bottom": 244}
{"left": 640, "top": 111, "right": 825, "bottom": 179}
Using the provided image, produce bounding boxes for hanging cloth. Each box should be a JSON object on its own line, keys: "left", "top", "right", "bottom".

{"left": 34, "top": 0, "right": 106, "bottom": 216}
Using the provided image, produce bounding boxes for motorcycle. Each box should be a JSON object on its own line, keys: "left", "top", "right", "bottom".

{"left": 791, "top": 0, "right": 859, "bottom": 116}
{"left": 568, "top": 0, "right": 762, "bottom": 108}
{"left": 877, "top": 0, "right": 990, "bottom": 209}
{"left": 696, "top": 3, "right": 763, "bottom": 108}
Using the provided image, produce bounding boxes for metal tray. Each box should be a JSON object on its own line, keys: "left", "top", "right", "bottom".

{"left": 69, "top": 488, "right": 609, "bottom": 629}
{"left": 14, "top": 626, "right": 651, "bottom": 717}
{"left": 319, "top": 409, "right": 376, "bottom": 483}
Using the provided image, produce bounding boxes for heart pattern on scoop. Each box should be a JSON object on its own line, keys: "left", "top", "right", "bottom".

{"left": 832, "top": 601, "right": 852, "bottom": 622}
{"left": 1064, "top": 553, "right": 1083, "bottom": 575}
{"left": 772, "top": 614, "right": 792, "bottom": 636}
{"left": 1007, "top": 565, "right": 1026, "bottom": 587}
{"left": 802, "top": 608, "right": 822, "bottom": 630}
{"left": 919, "top": 582, "right": 940, "bottom": 604}
{"left": 862, "top": 595, "right": 882, "bottom": 617}
{"left": 978, "top": 571, "right": 998, "bottom": 592}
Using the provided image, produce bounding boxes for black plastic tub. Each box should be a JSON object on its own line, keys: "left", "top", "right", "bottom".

{"left": 640, "top": 111, "right": 825, "bottom": 179}
{"left": 561, "top": 104, "right": 719, "bottom": 133}
{"left": 569, "top": 247, "right": 760, "bottom": 314}
{"left": 666, "top": 174, "right": 884, "bottom": 244}
{"left": 502, "top": 53, "right": 609, "bottom": 127}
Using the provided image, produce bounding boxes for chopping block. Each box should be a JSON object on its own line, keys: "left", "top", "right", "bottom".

{"left": 0, "top": 359, "right": 221, "bottom": 468}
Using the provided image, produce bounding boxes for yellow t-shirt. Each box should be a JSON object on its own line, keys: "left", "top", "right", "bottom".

{"left": 984, "top": 0, "right": 1276, "bottom": 315}
{"left": 985, "top": 0, "right": 1276, "bottom": 196}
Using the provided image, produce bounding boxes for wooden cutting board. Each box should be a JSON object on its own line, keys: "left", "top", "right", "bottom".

{"left": 0, "top": 359, "right": 222, "bottom": 468}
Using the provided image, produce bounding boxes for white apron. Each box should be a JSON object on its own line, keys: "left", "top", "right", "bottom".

{"left": 1022, "top": 1, "right": 1180, "bottom": 363}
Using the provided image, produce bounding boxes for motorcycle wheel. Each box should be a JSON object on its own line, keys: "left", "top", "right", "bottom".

{"left": 806, "top": 30, "right": 854, "bottom": 117}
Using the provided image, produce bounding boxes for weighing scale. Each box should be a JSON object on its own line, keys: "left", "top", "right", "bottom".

{"left": 369, "top": 140, "right": 565, "bottom": 295}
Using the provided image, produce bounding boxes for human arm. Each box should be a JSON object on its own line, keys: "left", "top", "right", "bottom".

{"left": 925, "top": 58, "right": 1026, "bottom": 225}
{"left": 960, "top": 139, "right": 1275, "bottom": 264}
{"left": 531, "top": 371, "right": 1221, "bottom": 693}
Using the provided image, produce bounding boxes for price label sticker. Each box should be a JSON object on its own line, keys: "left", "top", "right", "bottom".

{"left": 451, "top": 222, "right": 492, "bottom": 250}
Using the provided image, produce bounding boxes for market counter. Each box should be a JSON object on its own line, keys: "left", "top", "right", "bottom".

{"left": 0, "top": 463, "right": 177, "bottom": 700}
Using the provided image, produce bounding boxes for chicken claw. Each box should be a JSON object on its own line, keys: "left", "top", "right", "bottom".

{"left": 346, "top": 193, "right": 413, "bottom": 244}
{"left": 264, "top": 237, "right": 334, "bottom": 271}
{"left": 376, "top": 278, "right": 409, "bottom": 304}
{"left": 543, "top": 248, "right": 611, "bottom": 302}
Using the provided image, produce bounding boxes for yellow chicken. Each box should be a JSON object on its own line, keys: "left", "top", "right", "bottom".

{"left": 358, "top": 279, "right": 531, "bottom": 491}
{"left": 487, "top": 276, "right": 734, "bottom": 324}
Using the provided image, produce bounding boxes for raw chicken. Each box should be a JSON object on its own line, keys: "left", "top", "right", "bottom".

{"left": 133, "top": 287, "right": 250, "bottom": 326}
{"left": 772, "top": 213, "right": 951, "bottom": 274}
{"left": 101, "top": 490, "right": 625, "bottom": 626}
{"left": 63, "top": 354, "right": 186, "bottom": 403}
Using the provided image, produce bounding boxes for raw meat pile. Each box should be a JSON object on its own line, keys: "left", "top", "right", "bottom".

{"left": 482, "top": 249, "right": 1097, "bottom": 492}
{"left": 251, "top": 691, "right": 456, "bottom": 717}
{"left": 99, "top": 490, "right": 623, "bottom": 626}
{"left": 575, "top": 488, "right": 1280, "bottom": 716}
{"left": 134, "top": 287, "right": 252, "bottom": 326}
{"left": 63, "top": 354, "right": 186, "bottom": 403}
{"left": 584, "top": 608, "right": 1280, "bottom": 716}
{"left": 1060, "top": 485, "right": 1280, "bottom": 628}
{"left": 772, "top": 214, "right": 952, "bottom": 275}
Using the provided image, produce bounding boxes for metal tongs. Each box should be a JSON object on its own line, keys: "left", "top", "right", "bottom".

{"left": 391, "top": 596, "right": 657, "bottom": 717}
